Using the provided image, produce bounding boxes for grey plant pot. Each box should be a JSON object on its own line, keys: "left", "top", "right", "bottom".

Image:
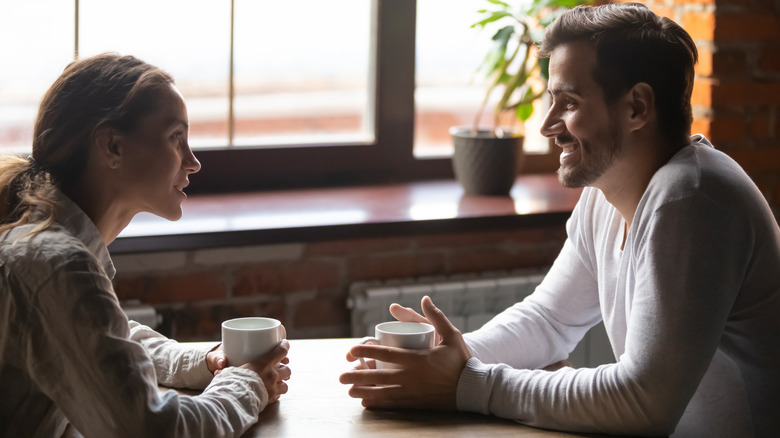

{"left": 450, "top": 126, "right": 525, "bottom": 196}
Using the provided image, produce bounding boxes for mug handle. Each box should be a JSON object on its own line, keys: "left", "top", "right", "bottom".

{"left": 357, "top": 336, "right": 379, "bottom": 369}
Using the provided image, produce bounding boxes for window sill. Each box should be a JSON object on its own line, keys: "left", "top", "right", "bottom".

{"left": 108, "top": 174, "right": 581, "bottom": 255}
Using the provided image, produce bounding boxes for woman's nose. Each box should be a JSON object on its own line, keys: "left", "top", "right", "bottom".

{"left": 184, "top": 146, "right": 201, "bottom": 174}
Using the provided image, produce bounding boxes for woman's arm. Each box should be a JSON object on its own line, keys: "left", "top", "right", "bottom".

{"left": 22, "top": 255, "right": 267, "bottom": 438}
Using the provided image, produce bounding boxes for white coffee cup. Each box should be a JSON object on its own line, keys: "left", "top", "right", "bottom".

{"left": 359, "top": 321, "right": 435, "bottom": 369}
{"left": 221, "top": 317, "right": 285, "bottom": 366}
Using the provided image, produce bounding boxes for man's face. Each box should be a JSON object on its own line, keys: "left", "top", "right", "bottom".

{"left": 540, "top": 42, "right": 624, "bottom": 189}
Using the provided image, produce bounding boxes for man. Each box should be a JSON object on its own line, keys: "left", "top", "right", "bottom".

{"left": 339, "top": 4, "right": 780, "bottom": 437}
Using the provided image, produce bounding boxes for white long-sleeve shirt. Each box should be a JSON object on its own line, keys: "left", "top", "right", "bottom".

{"left": 0, "top": 191, "right": 267, "bottom": 437}
{"left": 458, "top": 135, "right": 780, "bottom": 437}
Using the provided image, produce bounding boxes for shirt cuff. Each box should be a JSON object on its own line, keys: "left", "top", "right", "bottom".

{"left": 456, "top": 357, "right": 493, "bottom": 415}
{"left": 188, "top": 342, "right": 221, "bottom": 389}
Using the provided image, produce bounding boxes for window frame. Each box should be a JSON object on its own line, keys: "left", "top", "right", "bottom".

{"left": 189, "top": 0, "right": 452, "bottom": 193}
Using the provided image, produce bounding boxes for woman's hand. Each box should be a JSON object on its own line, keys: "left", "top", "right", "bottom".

{"left": 240, "top": 340, "right": 292, "bottom": 404}
{"left": 206, "top": 345, "right": 227, "bottom": 375}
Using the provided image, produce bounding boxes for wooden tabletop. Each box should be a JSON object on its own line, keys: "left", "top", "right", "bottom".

{"left": 233, "top": 338, "right": 593, "bottom": 437}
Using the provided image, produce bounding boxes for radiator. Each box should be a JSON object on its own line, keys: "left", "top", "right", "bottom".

{"left": 348, "top": 269, "right": 547, "bottom": 338}
{"left": 348, "top": 269, "right": 615, "bottom": 368}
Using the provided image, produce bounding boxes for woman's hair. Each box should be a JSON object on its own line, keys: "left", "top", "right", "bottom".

{"left": 538, "top": 3, "right": 698, "bottom": 148}
{"left": 0, "top": 53, "right": 173, "bottom": 236}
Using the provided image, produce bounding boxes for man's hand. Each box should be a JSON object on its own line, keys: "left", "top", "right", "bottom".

{"left": 339, "top": 296, "right": 472, "bottom": 410}
{"left": 388, "top": 302, "right": 443, "bottom": 345}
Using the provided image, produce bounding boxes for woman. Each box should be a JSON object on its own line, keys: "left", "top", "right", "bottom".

{"left": 0, "top": 53, "right": 290, "bottom": 437}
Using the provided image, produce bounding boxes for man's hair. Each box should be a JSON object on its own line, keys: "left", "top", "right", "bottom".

{"left": 538, "top": 3, "right": 698, "bottom": 148}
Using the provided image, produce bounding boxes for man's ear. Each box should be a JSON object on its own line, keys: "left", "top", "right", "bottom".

{"left": 92, "top": 126, "right": 122, "bottom": 170}
{"left": 626, "top": 82, "right": 654, "bottom": 132}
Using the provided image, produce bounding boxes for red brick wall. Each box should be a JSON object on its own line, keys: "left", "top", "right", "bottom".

{"left": 113, "top": 0, "right": 779, "bottom": 342}
{"left": 113, "top": 226, "right": 567, "bottom": 341}
{"left": 642, "top": 0, "right": 780, "bottom": 218}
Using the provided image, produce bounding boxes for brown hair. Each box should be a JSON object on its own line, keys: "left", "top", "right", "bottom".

{"left": 538, "top": 3, "right": 698, "bottom": 148}
{"left": 0, "top": 53, "right": 173, "bottom": 235}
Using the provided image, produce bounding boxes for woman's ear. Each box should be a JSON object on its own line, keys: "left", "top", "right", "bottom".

{"left": 626, "top": 82, "right": 655, "bottom": 132}
{"left": 92, "top": 126, "right": 122, "bottom": 169}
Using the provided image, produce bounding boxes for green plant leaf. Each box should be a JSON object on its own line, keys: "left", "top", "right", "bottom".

{"left": 486, "top": 0, "right": 511, "bottom": 7}
{"left": 471, "top": 11, "right": 512, "bottom": 29}
{"left": 516, "top": 102, "right": 534, "bottom": 121}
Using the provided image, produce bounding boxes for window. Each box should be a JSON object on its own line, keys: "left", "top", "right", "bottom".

{"left": 0, "top": 0, "right": 554, "bottom": 194}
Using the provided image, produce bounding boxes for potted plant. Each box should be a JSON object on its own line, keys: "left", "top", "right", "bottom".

{"left": 451, "top": 0, "right": 588, "bottom": 195}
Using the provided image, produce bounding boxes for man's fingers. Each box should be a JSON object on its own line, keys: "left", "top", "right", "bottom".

{"left": 339, "top": 369, "right": 403, "bottom": 386}
{"left": 389, "top": 303, "right": 429, "bottom": 324}
{"left": 346, "top": 344, "right": 421, "bottom": 366}
{"left": 420, "top": 296, "right": 459, "bottom": 343}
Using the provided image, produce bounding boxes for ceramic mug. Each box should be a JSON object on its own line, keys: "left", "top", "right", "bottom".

{"left": 221, "top": 317, "right": 285, "bottom": 366}
{"left": 358, "top": 321, "right": 435, "bottom": 369}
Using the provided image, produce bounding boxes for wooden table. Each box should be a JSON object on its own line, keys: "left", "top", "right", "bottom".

{"left": 233, "top": 338, "right": 594, "bottom": 437}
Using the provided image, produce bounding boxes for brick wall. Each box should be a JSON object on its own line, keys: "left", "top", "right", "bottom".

{"left": 641, "top": 0, "right": 780, "bottom": 218}
{"left": 113, "top": 0, "right": 779, "bottom": 342}
{"left": 113, "top": 226, "right": 567, "bottom": 341}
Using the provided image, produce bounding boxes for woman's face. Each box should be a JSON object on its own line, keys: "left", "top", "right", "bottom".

{"left": 115, "top": 84, "right": 201, "bottom": 221}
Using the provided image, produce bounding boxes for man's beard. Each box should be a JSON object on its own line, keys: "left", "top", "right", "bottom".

{"left": 557, "top": 120, "right": 623, "bottom": 188}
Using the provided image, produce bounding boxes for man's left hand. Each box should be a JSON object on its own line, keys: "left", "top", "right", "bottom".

{"left": 339, "top": 296, "right": 472, "bottom": 410}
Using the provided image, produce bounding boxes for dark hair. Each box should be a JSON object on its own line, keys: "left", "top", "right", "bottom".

{"left": 0, "top": 53, "right": 173, "bottom": 235}
{"left": 538, "top": 3, "right": 698, "bottom": 148}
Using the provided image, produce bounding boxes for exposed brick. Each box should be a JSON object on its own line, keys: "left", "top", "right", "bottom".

{"left": 751, "top": 112, "right": 772, "bottom": 139}
{"left": 691, "top": 79, "right": 712, "bottom": 107}
{"left": 305, "top": 237, "right": 411, "bottom": 257}
{"left": 114, "top": 271, "right": 227, "bottom": 304}
{"left": 714, "top": 13, "right": 780, "bottom": 41}
{"left": 710, "top": 114, "right": 746, "bottom": 143}
{"left": 695, "top": 47, "right": 713, "bottom": 77}
{"left": 711, "top": 81, "right": 780, "bottom": 107}
{"left": 169, "top": 301, "right": 287, "bottom": 342}
{"left": 757, "top": 45, "right": 780, "bottom": 74}
{"left": 726, "top": 148, "right": 780, "bottom": 173}
{"left": 649, "top": 6, "right": 677, "bottom": 21}
{"left": 293, "top": 297, "right": 351, "bottom": 328}
{"left": 683, "top": 11, "right": 715, "bottom": 41}
{"left": 449, "top": 247, "right": 556, "bottom": 274}
{"left": 193, "top": 244, "right": 303, "bottom": 267}
{"left": 712, "top": 49, "right": 749, "bottom": 79}
{"left": 417, "top": 228, "right": 547, "bottom": 248}
{"left": 233, "top": 260, "right": 340, "bottom": 296}
{"left": 692, "top": 117, "right": 712, "bottom": 138}
{"left": 347, "top": 253, "right": 445, "bottom": 281}
{"left": 715, "top": 0, "right": 752, "bottom": 6}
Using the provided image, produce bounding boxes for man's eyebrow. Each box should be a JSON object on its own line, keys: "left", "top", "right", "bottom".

{"left": 548, "top": 85, "right": 581, "bottom": 97}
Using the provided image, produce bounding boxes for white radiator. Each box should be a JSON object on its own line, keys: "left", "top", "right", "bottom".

{"left": 348, "top": 269, "right": 614, "bottom": 368}
{"left": 348, "top": 269, "right": 547, "bottom": 337}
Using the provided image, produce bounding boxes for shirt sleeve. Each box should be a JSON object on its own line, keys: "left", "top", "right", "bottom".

{"left": 463, "top": 190, "right": 603, "bottom": 369}
{"left": 20, "top": 253, "right": 268, "bottom": 438}
{"left": 128, "top": 321, "right": 218, "bottom": 390}
{"left": 463, "top": 238, "right": 602, "bottom": 370}
{"left": 456, "top": 193, "right": 747, "bottom": 436}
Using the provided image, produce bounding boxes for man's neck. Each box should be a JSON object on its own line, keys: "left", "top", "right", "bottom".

{"left": 596, "top": 135, "right": 679, "bottom": 230}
